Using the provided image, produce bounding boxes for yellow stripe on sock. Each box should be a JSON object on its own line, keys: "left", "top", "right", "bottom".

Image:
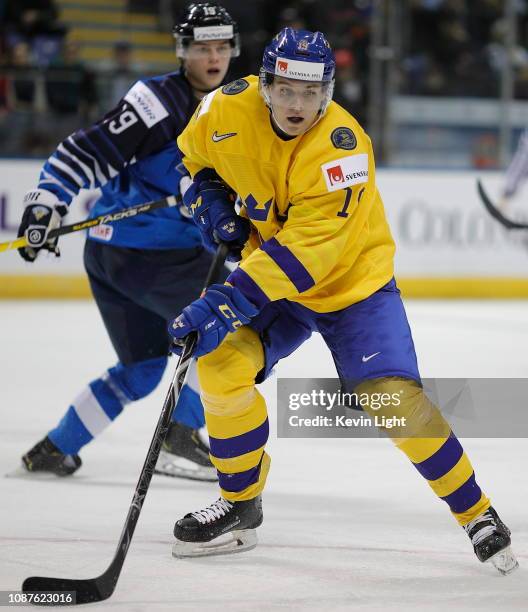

{"left": 397, "top": 433, "right": 450, "bottom": 464}
{"left": 220, "top": 452, "right": 271, "bottom": 502}
{"left": 205, "top": 393, "right": 268, "bottom": 440}
{"left": 427, "top": 452, "right": 474, "bottom": 498}
{"left": 201, "top": 387, "right": 257, "bottom": 417}
{"left": 452, "top": 493, "right": 491, "bottom": 527}
{"left": 212, "top": 447, "right": 266, "bottom": 474}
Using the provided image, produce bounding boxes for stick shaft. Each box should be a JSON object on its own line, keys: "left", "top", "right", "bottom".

{"left": 21, "top": 242, "right": 229, "bottom": 604}
{"left": 477, "top": 179, "right": 528, "bottom": 230}
{"left": 0, "top": 195, "right": 180, "bottom": 253}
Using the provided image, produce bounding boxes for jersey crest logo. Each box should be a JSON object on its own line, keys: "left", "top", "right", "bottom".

{"left": 331, "top": 127, "right": 357, "bottom": 151}
{"left": 244, "top": 194, "right": 273, "bottom": 222}
{"left": 222, "top": 79, "right": 249, "bottom": 95}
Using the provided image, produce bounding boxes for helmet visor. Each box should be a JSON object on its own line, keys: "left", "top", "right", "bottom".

{"left": 263, "top": 75, "right": 330, "bottom": 113}
{"left": 180, "top": 39, "right": 234, "bottom": 60}
{"left": 175, "top": 23, "right": 240, "bottom": 59}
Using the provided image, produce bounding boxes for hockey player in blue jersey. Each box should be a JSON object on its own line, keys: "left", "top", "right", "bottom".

{"left": 16, "top": 3, "right": 248, "bottom": 481}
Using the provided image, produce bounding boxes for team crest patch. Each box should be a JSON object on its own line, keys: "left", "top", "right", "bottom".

{"left": 222, "top": 79, "right": 249, "bottom": 95}
{"left": 331, "top": 127, "right": 357, "bottom": 151}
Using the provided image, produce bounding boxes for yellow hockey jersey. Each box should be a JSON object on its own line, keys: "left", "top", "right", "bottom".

{"left": 178, "top": 75, "right": 395, "bottom": 313}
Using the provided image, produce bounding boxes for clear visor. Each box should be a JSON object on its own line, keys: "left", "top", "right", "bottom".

{"left": 260, "top": 72, "right": 333, "bottom": 114}
{"left": 175, "top": 36, "right": 240, "bottom": 60}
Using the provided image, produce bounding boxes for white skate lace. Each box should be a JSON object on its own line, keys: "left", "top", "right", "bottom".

{"left": 191, "top": 498, "right": 234, "bottom": 525}
{"left": 464, "top": 511, "right": 496, "bottom": 546}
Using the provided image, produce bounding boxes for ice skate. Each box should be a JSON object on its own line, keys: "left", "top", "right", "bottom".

{"left": 464, "top": 506, "right": 519, "bottom": 575}
{"left": 172, "top": 496, "right": 262, "bottom": 558}
{"left": 18, "top": 437, "right": 82, "bottom": 477}
{"left": 155, "top": 422, "right": 217, "bottom": 482}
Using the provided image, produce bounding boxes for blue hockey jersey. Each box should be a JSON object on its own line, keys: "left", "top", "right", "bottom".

{"left": 37, "top": 71, "right": 202, "bottom": 249}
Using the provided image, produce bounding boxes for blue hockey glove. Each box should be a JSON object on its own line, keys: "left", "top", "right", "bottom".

{"left": 184, "top": 176, "right": 249, "bottom": 262}
{"left": 17, "top": 189, "right": 68, "bottom": 262}
{"left": 168, "top": 284, "right": 259, "bottom": 357}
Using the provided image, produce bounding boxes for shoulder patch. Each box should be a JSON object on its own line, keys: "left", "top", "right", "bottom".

{"left": 222, "top": 79, "right": 249, "bottom": 95}
{"left": 331, "top": 127, "right": 357, "bottom": 151}
{"left": 321, "top": 154, "right": 368, "bottom": 192}
{"left": 124, "top": 81, "right": 168, "bottom": 128}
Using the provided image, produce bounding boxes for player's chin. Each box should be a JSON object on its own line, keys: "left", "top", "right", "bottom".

{"left": 204, "top": 69, "right": 224, "bottom": 89}
{"left": 284, "top": 116, "right": 308, "bottom": 135}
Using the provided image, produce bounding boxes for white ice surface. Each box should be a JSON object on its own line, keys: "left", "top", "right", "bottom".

{"left": 1, "top": 300, "right": 527, "bottom": 611}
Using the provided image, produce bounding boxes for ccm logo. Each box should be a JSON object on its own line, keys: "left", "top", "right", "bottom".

{"left": 219, "top": 303, "right": 243, "bottom": 329}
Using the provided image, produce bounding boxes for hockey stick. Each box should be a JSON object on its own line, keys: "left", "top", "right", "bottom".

{"left": 477, "top": 179, "right": 528, "bottom": 230}
{"left": 0, "top": 194, "right": 181, "bottom": 253}
{"left": 22, "top": 242, "right": 229, "bottom": 605}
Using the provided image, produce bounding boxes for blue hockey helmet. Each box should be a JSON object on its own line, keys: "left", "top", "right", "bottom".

{"left": 259, "top": 28, "right": 336, "bottom": 132}
{"left": 261, "top": 28, "right": 335, "bottom": 83}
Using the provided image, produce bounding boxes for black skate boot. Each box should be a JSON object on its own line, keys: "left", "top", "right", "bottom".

{"left": 172, "top": 496, "right": 263, "bottom": 558}
{"left": 155, "top": 422, "right": 217, "bottom": 482}
{"left": 464, "top": 506, "right": 518, "bottom": 575}
{"left": 22, "top": 437, "right": 82, "bottom": 477}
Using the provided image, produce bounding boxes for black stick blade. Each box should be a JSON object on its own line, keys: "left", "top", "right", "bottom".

{"left": 22, "top": 575, "right": 113, "bottom": 605}
{"left": 477, "top": 179, "right": 528, "bottom": 230}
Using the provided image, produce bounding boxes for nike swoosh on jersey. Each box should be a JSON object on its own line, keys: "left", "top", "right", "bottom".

{"left": 362, "top": 352, "right": 381, "bottom": 362}
{"left": 212, "top": 130, "right": 237, "bottom": 142}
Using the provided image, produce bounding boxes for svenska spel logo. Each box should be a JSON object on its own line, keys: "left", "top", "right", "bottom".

{"left": 326, "top": 165, "right": 345, "bottom": 186}
{"left": 277, "top": 60, "right": 288, "bottom": 73}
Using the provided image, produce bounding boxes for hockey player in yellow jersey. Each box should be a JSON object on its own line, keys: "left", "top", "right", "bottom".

{"left": 168, "top": 28, "right": 517, "bottom": 574}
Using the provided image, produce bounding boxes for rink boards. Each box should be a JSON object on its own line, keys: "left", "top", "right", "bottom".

{"left": 1, "top": 160, "right": 527, "bottom": 298}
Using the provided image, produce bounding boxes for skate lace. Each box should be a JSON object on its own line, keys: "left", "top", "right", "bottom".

{"left": 464, "top": 511, "right": 496, "bottom": 546}
{"left": 191, "top": 498, "right": 233, "bottom": 525}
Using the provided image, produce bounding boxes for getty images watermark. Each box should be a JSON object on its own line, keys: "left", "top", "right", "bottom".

{"left": 288, "top": 387, "right": 405, "bottom": 430}
{"left": 277, "top": 378, "right": 528, "bottom": 438}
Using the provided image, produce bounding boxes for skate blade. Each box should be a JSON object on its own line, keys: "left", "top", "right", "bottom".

{"left": 4, "top": 465, "right": 70, "bottom": 480}
{"left": 489, "top": 546, "right": 519, "bottom": 575}
{"left": 155, "top": 451, "right": 217, "bottom": 482}
{"left": 172, "top": 529, "right": 258, "bottom": 558}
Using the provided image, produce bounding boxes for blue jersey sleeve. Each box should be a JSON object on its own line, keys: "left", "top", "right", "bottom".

{"left": 38, "top": 72, "right": 195, "bottom": 204}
